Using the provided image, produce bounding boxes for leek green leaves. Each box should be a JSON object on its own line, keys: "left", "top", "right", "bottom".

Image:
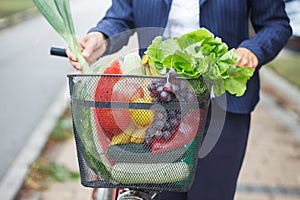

{"left": 33, "top": 0, "right": 89, "bottom": 73}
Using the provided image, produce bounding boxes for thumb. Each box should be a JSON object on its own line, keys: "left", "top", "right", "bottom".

{"left": 81, "top": 38, "right": 98, "bottom": 59}
{"left": 81, "top": 50, "right": 90, "bottom": 59}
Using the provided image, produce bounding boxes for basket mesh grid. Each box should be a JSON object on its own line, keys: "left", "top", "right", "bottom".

{"left": 68, "top": 74, "right": 210, "bottom": 192}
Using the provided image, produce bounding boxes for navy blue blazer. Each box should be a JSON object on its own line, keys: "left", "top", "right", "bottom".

{"left": 89, "top": 0, "right": 292, "bottom": 114}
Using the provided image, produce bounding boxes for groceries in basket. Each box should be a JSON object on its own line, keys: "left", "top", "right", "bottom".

{"left": 69, "top": 28, "right": 255, "bottom": 191}
{"left": 74, "top": 73, "right": 206, "bottom": 188}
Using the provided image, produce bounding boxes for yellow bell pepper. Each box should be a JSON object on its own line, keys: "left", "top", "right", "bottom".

{"left": 111, "top": 124, "right": 135, "bottom": 145}
{"left": 130, "top": 127, "right": 147, "bottom": 144}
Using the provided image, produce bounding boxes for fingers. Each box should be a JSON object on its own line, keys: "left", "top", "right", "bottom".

{"left": 66, "top": 47, "right": 82, "bottom": 71}
{"left": 71, "top": 61, "right": 83, "bottom": 72}
{"left": 66, "top": 36, "right": 89, "bottom": 71}
{"left": 236, "top": 47, "right": 259, "bottom": 70}
{"left": 66, "top": 48, "right": 77, "bottom": 62}
{"left": 65, "top": 32, "right": 108, "bottom": 72}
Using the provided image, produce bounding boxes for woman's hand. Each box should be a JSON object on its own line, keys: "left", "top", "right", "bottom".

{"left": 66, "top": 32, "right": 108, "bottom": 71}
{"left": 236, "top": 47, "right": 259, "bottom": 70}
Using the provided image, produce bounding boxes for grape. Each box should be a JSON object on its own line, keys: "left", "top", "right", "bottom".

{"left": 163, "top": 82, "right": 173, "bottom": 92}
{"left": 167, "top": 94, "right": 173, "bottom": 102}
{"left": 170, "top": 118, "right": 179, "bottom": 127}
{"left": 168, "top": 110, "right": 178, "bottom": 117}
{"left": 144, "top": 137, "right": 153, "bottom": 146}
{"left": 147, "top": 84, "right": 156, "bottom": 92}
{"left": 146, "top": 127, "right": 156, "bottom": 137}
{"left": 168, "top": 68, "right": 177, "bottom": 78}
{"left": 164, "top": 121, "right": 172, "bottom": 131}
{"left": 156, "top": 85, "right": 164, "bottom": 93}
{"left": 154, "top": 131, "right": 163, "bottom": 139}
{"left": 150, "top": 90, "right": 158, "bottom": 98}
{"left": 160, "top": 91, "right": 169, "bottom": 101}
{"left": 152, "top": 120, "right": 164, "bottom": 130}
{"left": 152, "top": 78, "right": 162, "bottom": 85}
{"left": 176, "top": 113, "right": 182, "bottom": 120}
{"left": 152, "top": 97, "right": 159, "bottom": 103}
{"left": 144, "top": 69, "right": 200, "bottom": 146}
{"left": 162, "top": 131, "right": 172, "bottom": 140}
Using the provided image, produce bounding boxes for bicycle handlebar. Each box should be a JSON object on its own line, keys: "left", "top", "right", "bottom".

{"left": 50, "top": 47, "right": 67, "bottom": 57}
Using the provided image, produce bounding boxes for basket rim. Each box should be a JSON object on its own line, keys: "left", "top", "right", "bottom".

{"left": 67, "top": 73, "right": 211, "bottom": 82}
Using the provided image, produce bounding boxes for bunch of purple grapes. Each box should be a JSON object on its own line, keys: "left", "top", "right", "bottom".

{"left": 144, "top": 69, "right": 196, "bottom": 146}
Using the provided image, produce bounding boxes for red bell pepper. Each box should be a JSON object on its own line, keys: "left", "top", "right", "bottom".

{"left": 151, "top": 109, "right": 206, "bottom": 153}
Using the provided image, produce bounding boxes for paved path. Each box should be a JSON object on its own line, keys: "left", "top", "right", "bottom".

{"left": 236, "top": 92, "right": 300, "bottom": 200}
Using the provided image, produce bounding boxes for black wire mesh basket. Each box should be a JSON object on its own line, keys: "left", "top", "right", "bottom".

{"left": 68, "top": 74, "right": 210, "bottom": 192}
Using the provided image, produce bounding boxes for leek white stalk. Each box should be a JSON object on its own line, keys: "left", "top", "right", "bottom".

{"left": 33, "top": 0, "right": 89, "bottom": 73}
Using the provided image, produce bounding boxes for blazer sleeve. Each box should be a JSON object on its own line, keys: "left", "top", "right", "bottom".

{"left": 239, "top": 0, "right": 292, "bottom": 66}
{"left": 88, "top": 0, "right": 135, "bottom": 54}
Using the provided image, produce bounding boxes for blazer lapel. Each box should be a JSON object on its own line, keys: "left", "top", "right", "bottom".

{"left": 163, "top": 0, "right": 172, "bottom": 8}
{"left": 200, "top": 0, "right": 207, "bottom": 7}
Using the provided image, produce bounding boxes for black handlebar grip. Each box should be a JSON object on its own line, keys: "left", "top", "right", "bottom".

{"left": 50, "top": 47, "right": 67, "bottom": 57}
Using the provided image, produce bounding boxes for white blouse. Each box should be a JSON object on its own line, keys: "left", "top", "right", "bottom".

{"left": 163, "top": 0, "right": 200, "bottom": 39}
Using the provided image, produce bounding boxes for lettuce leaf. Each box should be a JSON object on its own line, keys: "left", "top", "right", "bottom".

{"left": 145, "top": 28, "right": 254, "bottom": 97}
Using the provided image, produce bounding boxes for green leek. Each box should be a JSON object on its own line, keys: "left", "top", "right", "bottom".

{"left": 33, "top": 0, "right": 89, "bottom": 73}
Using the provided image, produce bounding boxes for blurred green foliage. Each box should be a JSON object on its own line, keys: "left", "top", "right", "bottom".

{"left": 266, "top": 49, "right": 300, "bottom": 89}
{"left": 50, "top": 117, "right": 73, "bottom": 141}
{"left": 26, "top": 161, "right": 79, "bottom": 190}
{"left": 0, "top": 0, "right": 35, "bottom": 18}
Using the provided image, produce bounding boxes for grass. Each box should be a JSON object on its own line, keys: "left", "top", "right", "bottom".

{"left": 20, "top": 107, "right": 79, "bottom": 194}
{"left": 0, "top": 0, "right": 35, "bottom": 18}
{"left": 50, "top": 107, "right": 73, "bottom": 141}
{"left": 24, "top": 160, "right": 80, "bottom": 190}
{"left": 266, "top": 48, "right": 300, "bottom": 90}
